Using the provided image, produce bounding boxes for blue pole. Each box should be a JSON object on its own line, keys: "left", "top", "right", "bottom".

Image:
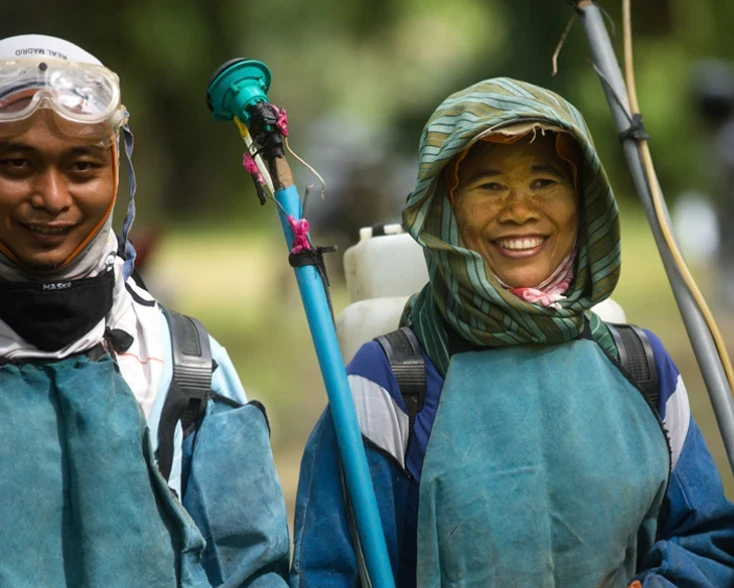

{"left": 274, "top": 184, "right": 396, "bottom": 588}
{"left": 207, "top": 59, "right": 395, "bottom": 585}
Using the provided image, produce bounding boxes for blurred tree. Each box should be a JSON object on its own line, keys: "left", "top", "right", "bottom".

{"left": 0, "top": 0, "right": 727, "bottom": 228}
{"left": 2, "top": 1, "right": 255, "bottom": 220}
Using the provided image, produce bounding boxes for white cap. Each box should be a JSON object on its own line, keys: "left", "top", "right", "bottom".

{"left": 358, "top": 223, "right": 405, "bottom": 242}
{"left": 0, "top": 34, "right": 102, "bottom": 66}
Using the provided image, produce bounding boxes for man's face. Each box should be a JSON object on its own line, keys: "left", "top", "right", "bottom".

{"left": 0, "top": 111, "right": 115, "bottom": 270}
{"left": 453, "top": 134, "right": 579, "bottom": 288}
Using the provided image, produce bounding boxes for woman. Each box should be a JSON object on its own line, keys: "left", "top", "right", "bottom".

{"left": 290, "top": 78, "right": 734, "bottom": 587}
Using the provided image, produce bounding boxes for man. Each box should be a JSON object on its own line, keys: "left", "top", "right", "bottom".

{"left": 0, "top": 34, "right": 289, "bottom": 587}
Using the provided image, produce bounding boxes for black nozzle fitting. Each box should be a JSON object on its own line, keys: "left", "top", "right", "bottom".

{"left": 247, "top": 102, "right": 285, "bottom": 159}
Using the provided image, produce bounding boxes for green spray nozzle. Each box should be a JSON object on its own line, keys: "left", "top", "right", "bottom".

{"left": 206, "top": 58, "right": 272, "bottom": 123}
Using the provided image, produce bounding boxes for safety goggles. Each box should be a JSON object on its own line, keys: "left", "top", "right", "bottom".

{"left": 0, "top": 58, "right": 126, "bottom": 144}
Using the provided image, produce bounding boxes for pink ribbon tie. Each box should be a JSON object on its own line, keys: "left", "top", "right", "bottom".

{"left": 287, "top": 215, "right": 311, "bottom": 254}
{"left": 243, "top": 153, "right": 265, "bottom": 185}
{"left": 273, "top": 106, "right": 289, "bottom": 137}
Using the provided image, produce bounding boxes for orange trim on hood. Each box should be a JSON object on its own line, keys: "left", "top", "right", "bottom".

{"left": 444, "top": 130, "right": 580, "bottom": 205}
{"left": 59, "top": 134, "right": 118, "bottom": 267}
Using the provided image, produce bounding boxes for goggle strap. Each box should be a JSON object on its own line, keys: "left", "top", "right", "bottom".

{"left": 120, "top": 121, "right": 137, "bottom": 280}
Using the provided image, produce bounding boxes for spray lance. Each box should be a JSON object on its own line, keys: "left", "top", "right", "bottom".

{"left": 564, "top": 0, "right": 734, "bottom": 473}
{"left": 206, "top": 59, "right": 396, "bottom": 588}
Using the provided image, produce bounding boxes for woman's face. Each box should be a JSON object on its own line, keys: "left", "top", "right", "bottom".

{"left": 452, "top": 134, "right": 579, "bottom": 288}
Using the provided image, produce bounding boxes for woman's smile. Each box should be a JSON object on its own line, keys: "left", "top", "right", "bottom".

{"left": 492, "top": 234, "right": 548, "bottom": 259}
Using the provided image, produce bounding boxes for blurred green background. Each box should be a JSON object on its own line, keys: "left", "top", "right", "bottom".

{"left": 4, "top": 0, "right": 734, "bottom": 514}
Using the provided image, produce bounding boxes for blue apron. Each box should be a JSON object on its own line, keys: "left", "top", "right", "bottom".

{"left": 416, "top": 339, "right": 670, "bottom": 587}
{"left": 0, "top": 350, "right": 210, "bottom": 587}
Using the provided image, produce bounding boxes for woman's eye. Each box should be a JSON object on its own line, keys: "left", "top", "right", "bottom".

{"left": 531, "top": 178, "right": 556, "bottom": 189}
{"left": 479, "top": 182, "right": 504, "bottom": 191}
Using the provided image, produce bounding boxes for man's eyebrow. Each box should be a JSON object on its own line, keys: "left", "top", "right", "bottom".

{"left": 466, "top": 168, "right": 503, "bottom": 184}
{"left": 0, "top": 142, "right": 108, "bottom": 158}
{"left": 68, "top": 145, "right": 107, "bottom": 158}
{"left": 0, "top": 141, "right": 35, "bottom": 154}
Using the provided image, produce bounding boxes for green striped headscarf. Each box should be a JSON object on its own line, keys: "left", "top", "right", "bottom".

{"left": 401, "top": 78, "right": 621, "bottom": 376}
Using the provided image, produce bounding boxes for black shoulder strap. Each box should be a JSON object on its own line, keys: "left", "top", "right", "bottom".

{"left": 157, "top": 307, "right": 213, "bottom": 482}
{"left": 375, "top": 327, "right": 426, "bottom": 460}
{"left": 607, "top": 323, "right": 660, "bottom": 409}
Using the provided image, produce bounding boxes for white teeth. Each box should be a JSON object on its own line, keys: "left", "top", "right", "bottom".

{"left": 497, "top": 237, "right": 544, "bottom": 250}
{"left": 27, "top": 225, "right": 69, "bottom": 235}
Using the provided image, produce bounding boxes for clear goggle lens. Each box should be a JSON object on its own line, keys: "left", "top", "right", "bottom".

{"left": 0, "top": 59, "right": 126, "bottom": 145}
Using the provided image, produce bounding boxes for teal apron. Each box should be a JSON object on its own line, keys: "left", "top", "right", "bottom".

{"left": 0, "top": 350, "right": 210, "bottom": 587}
{"left": 416, "top": 339, "right": 670, "bottom": 587}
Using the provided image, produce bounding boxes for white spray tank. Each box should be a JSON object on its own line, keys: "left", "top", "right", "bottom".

{"left": 344, "top": 224, "right": 429, "bottom": 301}
{"left": 335, "top": 224, "right": 626, "bottom": 363}
{"left": 336, "top": 224, "right": 427, "bottom": 363}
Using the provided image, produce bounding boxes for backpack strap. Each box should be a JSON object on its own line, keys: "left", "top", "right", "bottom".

{"left": 157, "top": 307, "right": 213, "bottom": 482}
{"left": 607, "top": 323, "right": 660, "bottom": 409}
{"left": 346, "top": 328, "right": 424, "bottom": 582}
{"left": 375, "top": 327, "right": 426, "bottom": 462}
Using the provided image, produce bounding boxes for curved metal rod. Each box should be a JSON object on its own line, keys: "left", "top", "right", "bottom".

{"left": 571, "top": 0, "right": 734, "bottom": 472}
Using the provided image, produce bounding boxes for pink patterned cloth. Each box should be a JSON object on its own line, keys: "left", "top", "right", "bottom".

{"left": 500, "top": 245, "right": 576, "bottom": 310}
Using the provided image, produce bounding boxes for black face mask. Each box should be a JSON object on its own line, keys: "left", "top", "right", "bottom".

{"left": 0, "top": 269, "right": 115, "bottom": 352}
